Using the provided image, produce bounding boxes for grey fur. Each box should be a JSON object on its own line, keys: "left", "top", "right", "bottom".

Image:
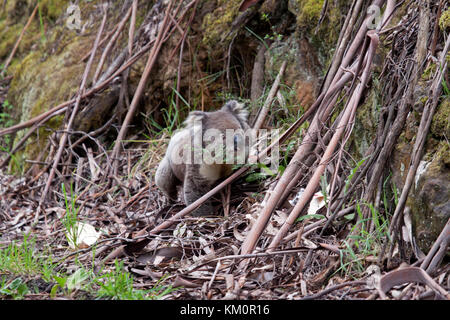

{"left": 155, "top": 100, "right": 249, "bottom": 216}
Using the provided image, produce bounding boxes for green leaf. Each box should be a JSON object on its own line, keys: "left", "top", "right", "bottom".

{"left": 50, "top": 284, "right": 60, "bottom": 298}
{"left": 344, "top": 213, "right": 355, "bottom": 220}
{"left": 53, "top": 275, "right": 67, "bottom": 288}
{"left": 67, "top": 268, "right": 90, "bottom": 291}
{"left": 296, "top": 214, "right": 325, "bottom": 222}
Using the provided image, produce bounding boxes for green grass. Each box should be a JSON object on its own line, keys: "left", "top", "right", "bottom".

{"left": 439, "top": 64, "right": 449, "bottom": 97}
{"left": 334, "top": 168, "right": 396, "bottom": 278}
{"left": 144, "top": 83, "right": 188, "bottom": 138}
{"left": 95, "top": 260, "right": 177, "bottom": 300}
{"left": 61, "top": 183, "right": 81, "bottom": 249}
{"left": 0, "top": 277, "right": 30, "bottom": 299}
{"left": 0, "top": 235, "right": 177, "bottom": 300}
{"left": 1, "top": 187, "right": 176, "bottom": 300}
{"left": 336, "top": 201, "right": 391, "bottom": 278}
{"left": 0, "top": 235, "right": 55, "bottom": 280}
{"left": 244, "top": 26, "right": 270, "bottom": 51}
{"left": 37, "top": 0, "right": 47, "bottom": 44}
{"left": 343, "top": 157, "right": 367, "bottom": 196}
{"left": 0, "top": 100, "right": 14, "bottom": 148}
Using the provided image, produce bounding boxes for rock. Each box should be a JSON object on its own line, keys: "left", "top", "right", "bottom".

{"left": 265, "top": 32, "right": 322, "bottom": 109}
{"left": 408, "top": 143, "right": 450, "bottom": 253}
{"left": 430, "top": 98, "right": 450, "bottom": 139}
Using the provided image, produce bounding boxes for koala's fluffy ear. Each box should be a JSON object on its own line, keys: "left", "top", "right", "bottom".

{"left": 221, "top": 100, "right": 249, "bottom": 124}
{"left": 183, "top": 111, "right": 206, "bottom": 128}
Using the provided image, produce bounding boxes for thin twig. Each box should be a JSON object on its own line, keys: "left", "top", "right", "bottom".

{"left": 1, "top": 4, "right": 39, "bottom": 76}
{"left": 110, "top": 1, "right": 174, "bottom": 176}
{"left": 252, "top": 61, "right": 287, "bottom": 130}
{"left": 93, "top": 5, "right": 133, "bottom": 84}
{"left": 35, "top": 7, "right": 108, "bottom": 224}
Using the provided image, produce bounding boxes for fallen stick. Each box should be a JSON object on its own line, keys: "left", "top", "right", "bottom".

{"left": 378, "top": 266, "right": 450, "bottom": 300}
{"left": 320, "top": 0, "right": 364, "bottom": 93}
{"left": 250, "top": 44, "right": 266, "bottom": 103}
{"left": 240, "top": 64, "right": 356, "bottom": 255}
{"left": 0, "top": 41, "right": 154, "bottom": 138}
{"left": 420, "top": 218, "right": 450, "bottom": 274}
{"left": 301, "top": 280, "right": 366, "bottom": 300}
{"left": 0, "top": 111, "right": 59, "bottom": 169}
{"left": 128, "top": 0, "right": 138, "bottom": 56}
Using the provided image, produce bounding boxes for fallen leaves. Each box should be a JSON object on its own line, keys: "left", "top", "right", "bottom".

{"left": 66, "top": 222, "right": 101, "bottom": 250}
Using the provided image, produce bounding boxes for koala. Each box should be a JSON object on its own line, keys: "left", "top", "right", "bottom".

{"left": 155, "top": 100, "right": 250, "bottom": 216}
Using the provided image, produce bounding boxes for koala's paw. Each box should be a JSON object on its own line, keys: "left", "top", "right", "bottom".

{"left": 191, "top": 202, "right": 215, "bottom": 217}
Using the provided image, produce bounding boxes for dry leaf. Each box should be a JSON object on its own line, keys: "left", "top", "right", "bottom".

{"left": 67, "top": 222, "right": 101, "bottom": 249}
{"left": 307, "top": 190, "right": 326, "bottom": 215}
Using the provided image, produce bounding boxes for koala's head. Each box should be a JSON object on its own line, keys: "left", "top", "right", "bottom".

{"left": 184, "top": 100, "right": 249, "bottom": 131}
{"left": 182, "top": 100, "right": 250, "bottom": 165}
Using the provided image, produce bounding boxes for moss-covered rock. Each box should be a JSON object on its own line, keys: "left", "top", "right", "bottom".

{"left": 350, "top": 82, "right": 381, "bottom": 159}
{"left": 288, "top": 0, "right": 324, "bottom": 28}
{"left": 288, "top": 0, "right": 346, "bottom": 61}
{"left": 430, "top": 98, "right": 450, "bottom": 139}
{"left": 439, "top": 9, "right": 450, "bottom": 31}
{"left": 0, "top": 0, "right": 71, "bottom": 60}
{"left": 264, "top": 32, "right": 322, "bottom": 109}
{"left": 2, "top": 1, "right": 101, "bottom": 172}
{"left": 201, "top": 0, "right": 242, "bottom": 48}
{"left": 408, "top": 142, "right": 450, "bottom": 253}
{"left": 2, "top": 0, "right": 159, "bottom": 173}
{"left": 7, "top": 34, "right": 92, "bottom": 171}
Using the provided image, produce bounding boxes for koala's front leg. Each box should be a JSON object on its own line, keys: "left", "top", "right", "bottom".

{"left": 155, "top": 156, "right": 179, "bottom": 202}
{"left": 183, "top": 164, "right": 215, "bottom": 216}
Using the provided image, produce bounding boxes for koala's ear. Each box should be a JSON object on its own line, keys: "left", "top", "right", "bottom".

{"left": 184, "top": 111, "right": 206, "bottom": 127}
{"left": 222, "top": 100, "right": 249, "bottom": 123}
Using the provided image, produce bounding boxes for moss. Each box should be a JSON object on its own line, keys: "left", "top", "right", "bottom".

{"left": 439, "top": 9, "right": 450, "bottom": 31}
{"left": 5, "top": 1, "right": 97, "bottom": 173}
{"left": 421, "top": 62, "right": 437, "bottom": 81}
{"left": 436, "top": 142, "right": 450, "bottom": 168}
{"left": 430, "top": 98, "right": 450, "bottom": 139}
{"left": 4, "top": 0, "right": 69, "bottom": 21}
{"left": 350, "top": 82, "right": 380, "bottom": 159}
{"left": 201, "top": 0, "right": 242, "bottom": 48}
{"left": 38, "top": 0, "right": 70, "bottom": 21}
{"left": 409, "top": 140, "right": 450, "bottom": 253}
{"left": 4, "top": 0, "right": 31, "bottom": 21}
{"left": 0, "top": 22, "right": 23, "bottom": 59}
{"left": 0, "top": 0, "right": 71, "bottom": 61}
{"left": 289, "top": 0, "right": 345, "bottom": 69}
{"left": 295, "top": 0, "right": 324, "bottom": 27}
